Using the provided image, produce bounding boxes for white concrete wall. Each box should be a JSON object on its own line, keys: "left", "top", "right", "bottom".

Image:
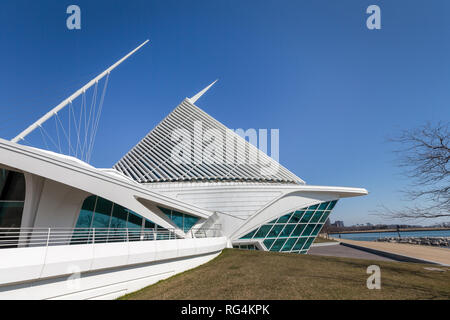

{"left": 33, "top": 179, "right": 88, "bottom": 229}
{"left": 21, "top": 173, "right": 45, "bottom": 229}
{"left": 0, "top": 237, "right": 226, "bottom": 300}
{"left": 145, "top": 181, "right": 284, "bottom": 220}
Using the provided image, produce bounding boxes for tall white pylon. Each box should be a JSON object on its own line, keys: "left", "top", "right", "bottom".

{"left": 188, "top": 80, "right": 218, "bottom": 104}
{"left": 11, "top": 40, "right": 150, "bottom": 143}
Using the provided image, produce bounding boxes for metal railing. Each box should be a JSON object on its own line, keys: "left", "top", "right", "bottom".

{"left": 0, "top": 226, "right": 223, "bottom": 249}
{"left": 0, "top": 227, "right": 179, "bottom": 249}
{"left": 190, "top": 226, "right": 222, "bottom": 238}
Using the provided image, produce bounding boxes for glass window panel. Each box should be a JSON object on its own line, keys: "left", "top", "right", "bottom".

{"left": 288, "top": 210, "right": 304, "bottom": 223}
{"left": 310, "top": 210, "right": 323, "bottom": 223}
{"left": 0, "top": 202, "right": 24, "bottom": 228}
{"left": 144, "top": 220, "right": 156, "bottom": 229}
{"left": 291, "top": 224, "right": 306, "bottom": 237}
{"left": 293, "top": 237, "right": 307, "bottom": 250}
{"left": 74, "top": 195, "right": 168, "bottom": 244}
{"left": 127, "top": 211, "right": 143, "bottom": 229}
{"left": 94, "top": 197, "right": 112, "bottom": 216}
{"left": 303, "top": 224, "right": 315, "bottom": 236}
{"left": 318, "top": 202, "right": 329, "bottom": 210}
{"left": 109, "top": 204, "right": 128, "bottom": 229}
{"left": 254, "top": 225, "right": 273, "bottom": 238}
{"left": 73, "top": 196, "right": 96, "bottom": 243}
{"left": 240, "top": 229, "right": 257, "bottom": 239}
{"left": 281, "top": 238, "right": 297, "bottom": 252}
{"left": 170, "top": 211, "right": 184, "bottom": 229}
{"left": 183, "top": 214, "right": 199, "bottom": 231}
{"left": 270, "top": 238, "right": 287, "bottom": 252}
{"left": 75, "top": 207, "right": 94, "bottom": 229}
{"left": 312, "top": 224, "right": 323, "bottom": 236}
{"left": 0, "top": 169, "right": 25, "bottom": 201}
{"left": 0, "top": 169, "right": 26, "bottom": 230}
{"left": 158, "top": 206, "right": 173, "bottom": 217}
{"left": 92, "top": 197, "right": 112, "bottom": 228}
{"left": 268, "top": 218, "right": 278, "bottom": 224}
{"left": 300, "top": 211, "right": 314, "bottom": 223}
{"left": 279, "top": 224, "right": 296, "bottom": 238}
{"left": 277, "top": 213, "right": 291, "bottom": 224}
{"left": 81, "top": 195, "right": 96, "bottom": 211}
{"left": 263, "top": 238, "right": 275, "bottom": 250}
{"left": 127, "top": 211, "right": 143, "bottom": 241}
{"left": 319, "top": 211, "right": 330, "bottom": 223}
{"left": 327, "top": 200, "right": 338, "bottom": 210}
{"left": 171, "top": 210, "right": 183, "bottom": 229}
{"left": 303, "top": 237, "right": 315, "bottom": 251}
{"left": 308, "top": 204, "right": 319, "bottom": 210}
{"left": 0, "top": 169, "right": 7, "bottom": 196}
{"left": 267, "top": 224, "right": 284, "bottom": 238}
{"left": 108, "top": 205, "right": 128, "bottom": 242}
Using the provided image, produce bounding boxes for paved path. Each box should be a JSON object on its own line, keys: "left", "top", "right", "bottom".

{"left": 335, "top": 238, "right": 450, "bottom": 266}
{"left": 308, "top": 243, "right": 396, "bottom": 261}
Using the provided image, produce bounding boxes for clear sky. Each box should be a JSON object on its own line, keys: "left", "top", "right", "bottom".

{"left": 0, "top": 1, "right": 449, "bottom": 226}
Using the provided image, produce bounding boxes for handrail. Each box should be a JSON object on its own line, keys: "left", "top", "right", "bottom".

{"left": 0, "top": 226, "right": 222, "bottom": 249}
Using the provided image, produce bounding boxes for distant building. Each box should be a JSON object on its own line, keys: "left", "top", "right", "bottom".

{"left": 333, "top": 221, "right": 344, "bottom": 228}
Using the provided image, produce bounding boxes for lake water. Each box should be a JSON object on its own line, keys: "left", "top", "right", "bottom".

{"left": 330, "top": 229, "right": 450, "bottom": 242}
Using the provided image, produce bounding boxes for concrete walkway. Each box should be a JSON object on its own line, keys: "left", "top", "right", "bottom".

{"left": 308, "top": 243, "right": 396, "bottom": 261}
{"left": 335, "top": 238, "right": 450, "bottom": 266}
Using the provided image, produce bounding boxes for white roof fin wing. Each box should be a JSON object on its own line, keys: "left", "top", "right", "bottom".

{"left": 188, "top": 79, "right": 218, "bottom": 104}
{"left": 114, "top": 99, "right": 306, "bottom": 185}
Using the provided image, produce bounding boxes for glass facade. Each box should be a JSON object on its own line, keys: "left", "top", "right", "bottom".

{"left": 158, "top": 206, "right": 199, "bottom": 232}
{"left": 238, "top": 200, "right": 338, "bottom": 254}
{"left": 0, "top": 168, "right": 26, "bottom": 229}
{"left": 75, "top": 195, "right": 164, "bottom": 231}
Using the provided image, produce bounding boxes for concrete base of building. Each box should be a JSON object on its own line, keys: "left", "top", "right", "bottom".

{"left": 0, "top": 251, "right": 221, "bottom": 300}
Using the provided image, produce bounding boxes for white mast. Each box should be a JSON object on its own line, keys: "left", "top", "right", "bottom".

{"left": 188, "top": 79, "right": 218, "bottom": 104}
{"left": 11, "top": 40, "right": 150, "bottom": 143}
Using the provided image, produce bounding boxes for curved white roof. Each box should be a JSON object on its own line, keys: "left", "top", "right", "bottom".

{"left": 114, "top": 99, "right": 305, "bottom": 184}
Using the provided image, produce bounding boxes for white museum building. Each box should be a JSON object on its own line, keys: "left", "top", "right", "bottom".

{"left": 0, "top": 41, "right": 367, "bottom": 299}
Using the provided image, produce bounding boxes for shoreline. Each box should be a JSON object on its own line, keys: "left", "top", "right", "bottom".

{"left": 330, "top": 227, "right": 450, "bottom": 234}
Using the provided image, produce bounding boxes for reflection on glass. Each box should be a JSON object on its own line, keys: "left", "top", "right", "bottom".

{"left": 0, "top": 169, "right": 25, "bottom": 230}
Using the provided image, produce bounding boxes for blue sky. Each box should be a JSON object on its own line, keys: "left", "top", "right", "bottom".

{"left": 0, "top": 0, "right": 449, "bottom": 225}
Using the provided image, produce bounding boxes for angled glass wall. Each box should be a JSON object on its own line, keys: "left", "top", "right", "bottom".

{"left": 74, "top": 195, "right": 171, "bottom": 243}
{"left": 238, "top": 200, "right": 338, "bottom": 254}
{"left": 158, "top": 206, "right": 199, "bottom": 232}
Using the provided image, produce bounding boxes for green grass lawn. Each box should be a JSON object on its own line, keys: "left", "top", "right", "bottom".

{"left": 120, "top": 249, "right": 450, "bottom": 300}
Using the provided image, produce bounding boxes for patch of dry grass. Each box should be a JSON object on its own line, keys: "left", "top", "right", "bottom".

{"left": 120, "top": 249, "right": 450, "bottom": 300}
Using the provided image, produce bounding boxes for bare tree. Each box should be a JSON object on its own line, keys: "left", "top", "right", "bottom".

{"left": 382, "top": 122, "right": 449, "bottom": 219}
